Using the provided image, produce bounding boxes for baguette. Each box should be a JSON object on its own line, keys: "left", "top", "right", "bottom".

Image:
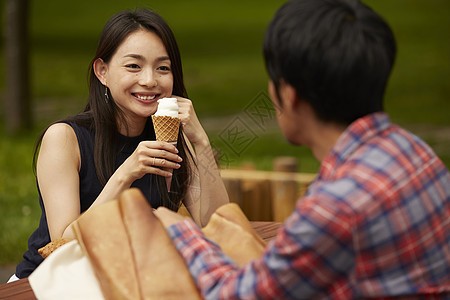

{"left": 38, "top": 238, "right": 73, "bottom": 259}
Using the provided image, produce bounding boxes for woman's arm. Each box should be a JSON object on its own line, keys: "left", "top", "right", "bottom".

{"left": 176, "top": 97, "right": 229, "bottom": 226}
{"left": 38, "top": 123, "right": 182, "bottom": 240}
{"left": 37, "top": 123, "right": 82, "bottom": 240}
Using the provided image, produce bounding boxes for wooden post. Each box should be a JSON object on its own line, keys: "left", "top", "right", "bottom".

{"left": 273, "top": 156, "right": 299, "bottom": 173}
{"left": 223, "top": 178, "right": 243, "bottom": 207}
{"left": 241, "top": 179, "right": 272, "bottom": 221}
{"left": 271, "top": 157, "right": 299, "bottom": 222}
{"left": 5, "top": 0, "right": 31, "bottom": 134}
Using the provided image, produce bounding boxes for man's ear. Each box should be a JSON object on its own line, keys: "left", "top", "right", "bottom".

{"left": 278, "top": 80, "right": 300, "bottom": 112}
{"left": 93, "top": 58, "right": 108, "bottom": 86}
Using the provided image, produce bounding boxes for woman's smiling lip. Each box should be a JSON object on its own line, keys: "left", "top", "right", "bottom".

{"left": 132, "top": 93, "right": 160, "bottom": 103}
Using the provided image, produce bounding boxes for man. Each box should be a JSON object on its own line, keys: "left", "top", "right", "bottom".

{"left": 155, "top": 0, "right": 450, "bottom": 298}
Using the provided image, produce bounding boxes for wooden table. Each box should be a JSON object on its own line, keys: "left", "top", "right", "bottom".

{"left": 0, "top": 221, "right": 281, "bottom": 299}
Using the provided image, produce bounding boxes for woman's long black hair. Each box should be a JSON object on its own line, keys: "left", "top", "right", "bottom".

{"left": 34, "top": 9, "right": 193, "bottom": 211}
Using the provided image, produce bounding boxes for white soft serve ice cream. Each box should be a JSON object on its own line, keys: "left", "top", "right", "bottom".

{"left": 154, "top": 98, "right": 179, "bottom": 118}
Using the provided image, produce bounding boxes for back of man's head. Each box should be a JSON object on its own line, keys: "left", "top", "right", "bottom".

{"left": 264, "top": 0, "right": 396, "bottom": 125}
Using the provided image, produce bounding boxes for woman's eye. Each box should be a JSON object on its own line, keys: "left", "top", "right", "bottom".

{"left": 126, "top": 64, "right": 140, "bottom": 69}
{"left": 158, "top": 66, "right": 171, "bottom": 71}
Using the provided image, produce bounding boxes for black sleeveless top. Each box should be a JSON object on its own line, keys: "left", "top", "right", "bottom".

{"left": 16, "top": 120, "right": 162, "bottom": 278}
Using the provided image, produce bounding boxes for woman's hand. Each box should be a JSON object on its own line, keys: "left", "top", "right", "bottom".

{"left": 175, "top": 96, "right": 208, "bottom": 145}
{"left": 116, "top": 141, "right": 183, "bottom": 186}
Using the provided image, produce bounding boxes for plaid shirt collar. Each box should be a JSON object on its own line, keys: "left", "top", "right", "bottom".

{"left": 319, "top": 112, "right": 391, "bottom": 180}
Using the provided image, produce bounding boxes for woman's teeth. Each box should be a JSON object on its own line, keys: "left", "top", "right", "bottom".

{"left": 136, "top": 94, "right": 156, "bottom": 100}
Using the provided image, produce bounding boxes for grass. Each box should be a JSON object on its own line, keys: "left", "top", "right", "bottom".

{"left": 0, "top": 0, "right": 449, "bottom": 265}
{"left": 0, "top": 129, "right": 42, "bottom": 265}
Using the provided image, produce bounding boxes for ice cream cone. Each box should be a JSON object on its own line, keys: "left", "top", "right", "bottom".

{"left": 151, "top": 115, "right": 181, "bottom": 144}
{"left": 152, "top": 98, "right": 181, "bottom": 192}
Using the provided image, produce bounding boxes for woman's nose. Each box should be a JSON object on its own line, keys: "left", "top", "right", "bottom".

{"left": 139, "top": 69, "right": 157, "bottom": 87}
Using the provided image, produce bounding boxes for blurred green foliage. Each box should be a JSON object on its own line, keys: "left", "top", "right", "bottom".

{"left": 0, "top": 0, "right": 449, "bottom": 265}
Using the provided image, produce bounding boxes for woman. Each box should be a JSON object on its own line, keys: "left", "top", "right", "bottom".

{"left": 11, "top": 9, "right": 229, "bottom": 280}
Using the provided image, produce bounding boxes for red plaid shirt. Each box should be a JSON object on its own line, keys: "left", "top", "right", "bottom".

{"left": 168, "top": 113, "right": 450, "bottom": 299}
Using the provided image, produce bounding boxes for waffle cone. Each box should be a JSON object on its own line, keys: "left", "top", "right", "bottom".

{"left": 151, "top": 115, "right": 181, "bottom": 143}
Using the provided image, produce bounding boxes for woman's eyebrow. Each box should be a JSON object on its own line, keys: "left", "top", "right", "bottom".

{"left": 156, "top": 56, "right": 170, "bottom": 62}
{"left": 123, "top": 54, "right": 145, "bottom": 60}
{"left": 123, "top": 54, "right": 170, "bottom": 62}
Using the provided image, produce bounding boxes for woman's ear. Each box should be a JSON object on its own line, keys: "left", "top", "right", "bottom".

{"left": 93, "top": 58, "right": 108, "bottom": 85}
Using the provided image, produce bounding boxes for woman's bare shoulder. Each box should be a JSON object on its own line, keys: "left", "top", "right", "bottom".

{"left": 42, "top": 123, "right": 77, "bottom": 144}
{"left": 39, "top": 123, "right": 80, "bottom": 167}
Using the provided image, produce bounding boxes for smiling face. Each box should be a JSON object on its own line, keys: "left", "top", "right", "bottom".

{"left": 94, "top": 29, "right": 173, "bottom": 132}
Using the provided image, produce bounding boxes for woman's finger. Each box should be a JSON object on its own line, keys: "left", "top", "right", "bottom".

{"left": 140, "top": 140, "right": 179, "bottom": 153}
{"left": 150, "top": 157, "right": 181, "bottom": 170}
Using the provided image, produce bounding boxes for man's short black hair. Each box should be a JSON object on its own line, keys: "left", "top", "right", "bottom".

{"left": 263, "top": 0, "right": 396, "bottom": 125}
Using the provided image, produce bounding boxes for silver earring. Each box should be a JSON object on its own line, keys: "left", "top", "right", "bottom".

{"left": 104, "top": 86, "right": 109, "bottom": 104}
